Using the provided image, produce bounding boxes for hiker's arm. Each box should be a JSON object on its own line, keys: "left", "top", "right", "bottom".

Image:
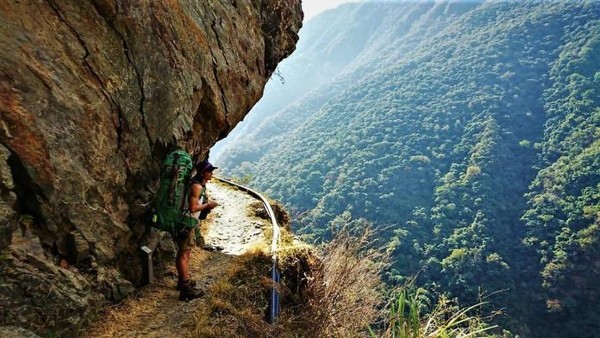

{"left": 204, "top": 193, "right": 219, "bottom": 209}
{"left": 188, "top": 184, "right": 206, "bottom": 213}
{"left": 203, "top": 190, "right": 219, "bottom": 209}
{"left": 189, "top": 184, "right": 218, "bottom": 212}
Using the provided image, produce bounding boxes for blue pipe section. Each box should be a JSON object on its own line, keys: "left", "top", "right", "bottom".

{"left": 269, "top": 263, "right": 281, "bottom": 323}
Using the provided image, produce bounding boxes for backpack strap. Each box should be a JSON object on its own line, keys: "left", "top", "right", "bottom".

{"left": 200, "top": 186, "right": 207, "bottom": 204}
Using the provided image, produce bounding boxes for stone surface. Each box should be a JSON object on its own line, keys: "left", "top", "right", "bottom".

{"left": 0, "top": 248, "right": 95, "bottom": 337}
{"left": 0, "top": 0, "right": 301, "bottom": 335}
{"left": 204, "top": 181, "right": 268, "bottom": 255}
{"left": 0, "top": 326, "right": 41, "bottom": 338}
{"left": 0, "top": 144, "right": 17, "bottom": 249}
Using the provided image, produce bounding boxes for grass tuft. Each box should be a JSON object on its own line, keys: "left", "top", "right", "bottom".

{"left": 372, "top": 287, "right": 499, "bottom": 338}
{"left": 276, "top": 223, "right": 388, "bottom": 337}
{"left": 193, "top": 252, "right": 273, "bottom": 337}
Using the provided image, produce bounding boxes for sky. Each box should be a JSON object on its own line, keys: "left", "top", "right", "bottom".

{"left": 302, "top": 0, "right": 363, "bottom": 20}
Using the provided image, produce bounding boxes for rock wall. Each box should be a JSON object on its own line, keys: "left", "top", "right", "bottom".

{"left": 0, "top": 0, "right": 302, "bottom": 335}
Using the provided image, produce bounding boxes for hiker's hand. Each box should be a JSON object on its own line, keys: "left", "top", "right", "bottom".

{"left": 207, "top": 200, "right": 219, "bottom": 209}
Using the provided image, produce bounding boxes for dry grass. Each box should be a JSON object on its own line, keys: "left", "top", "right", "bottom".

{"left": 82, "top": 280, "right": 185, "bottom": 337}
{"left": 85, "top": 227, "right": 388, "bottom": 338}
{"left": 248, "top": 198, "right": 291, "bottom": 231}
{"left": 192, "top": 250, "right": 275, "bottom": 337}
{"left": 372, "top": 288, "right": 500, "bottom": 338}
{"left": 84, "top": 189, "right": 388, "bottom": 338}
{"left": 309, "top": 225, "right": 388, "bottom": 337}
{"left": 83, "top": 250, "right": 215, "bottom": 338}
{"left": 274, "top": 224, "right": 389, "bottom": 337}
{"left": 229, "top": 223, "right": 391, "bottom": 338}
{"left": 247, "top": 197, "right": 296, "bottom": 253}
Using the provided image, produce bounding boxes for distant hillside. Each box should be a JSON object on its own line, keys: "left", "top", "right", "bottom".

{"left": 212, "top": 1, "right": 600, "bottom": 337}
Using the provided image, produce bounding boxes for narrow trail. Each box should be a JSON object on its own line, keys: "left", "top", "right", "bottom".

{"left": 84, "top": 180, "right": 269, "bottom": 337}
{"left": 203, "top": 180, "right": 268, "bottom": 254}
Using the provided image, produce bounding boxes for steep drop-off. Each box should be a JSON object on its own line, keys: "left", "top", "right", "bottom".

{"left": 212, "top": 1, "right": 600, "bottom": 337}
{"left": 0, "top": 0, "right": 302, "bottom": 335}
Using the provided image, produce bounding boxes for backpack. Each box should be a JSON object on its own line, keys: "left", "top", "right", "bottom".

{"left": 150, "top": 150, "right": 198, "bottom": 236}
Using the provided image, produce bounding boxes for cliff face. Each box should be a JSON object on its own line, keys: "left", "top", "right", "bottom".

{"left": 0, "top": 0, "right": 302, "bottom": 335}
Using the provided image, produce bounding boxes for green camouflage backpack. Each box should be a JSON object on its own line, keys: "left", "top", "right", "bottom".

{"left": 150, "top": 150, "right": 198, "bottom": 236}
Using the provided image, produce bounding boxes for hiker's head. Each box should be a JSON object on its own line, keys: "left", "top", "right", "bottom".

{"left": 196, "top": 161, "right": 217, "bottom": 181}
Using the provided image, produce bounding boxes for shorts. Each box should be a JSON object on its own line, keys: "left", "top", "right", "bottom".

{"left": 176, "top": 227, "right": 196, "bottom": 253}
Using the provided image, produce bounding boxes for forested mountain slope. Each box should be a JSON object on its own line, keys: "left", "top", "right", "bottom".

{"left": 212, "top": 1, "right": 600, "bottom": 336}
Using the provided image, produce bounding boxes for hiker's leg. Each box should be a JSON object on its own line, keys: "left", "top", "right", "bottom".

{"left": 181, "top": 249, "right": 191, "bottom": 280}
{"left": 176, "top": 228, "right": 196, "bottom": 281}
{"left": 176, "top": 249, "right": 189, "bottom": 281}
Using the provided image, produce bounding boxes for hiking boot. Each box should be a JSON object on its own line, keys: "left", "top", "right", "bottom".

{"left": 178, "top": 280, "right": 204, "bottom": 301}
{"left": 176, "top": 279, "right": 197, "bottom": 291}
{"left": 203, "top": 243, "right": 224, "bottom": 251}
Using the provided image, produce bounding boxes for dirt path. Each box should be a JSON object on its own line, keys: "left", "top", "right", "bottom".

{"left": 203, "top": 180, "right": 268, "bottom": 254}
{"left": 83, "top": 180, "right": 269, "bottom": 337}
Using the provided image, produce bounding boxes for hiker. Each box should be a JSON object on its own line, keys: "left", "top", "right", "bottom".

{"left": 175, "top": 160, "right": 219, "bottom": 301}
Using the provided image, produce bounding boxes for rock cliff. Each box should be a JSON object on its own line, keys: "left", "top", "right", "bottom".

{"left": 0, "top": 0, "right": 302, "bottom": 335}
